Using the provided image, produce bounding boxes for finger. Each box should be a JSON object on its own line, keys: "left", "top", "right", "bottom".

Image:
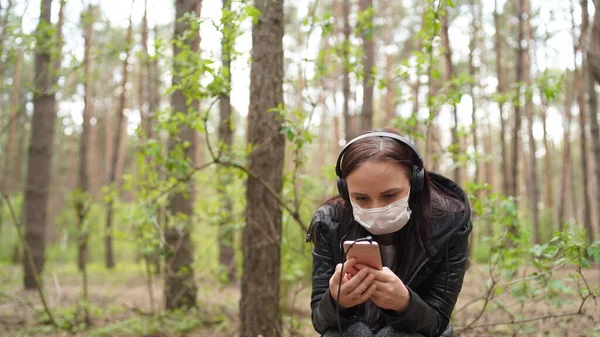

{"left": 341, "top": 267, "right": 371, "bottom": 294}
{"left": 330, "top": 264, "right": 344, "bottom": 290}
{"left": 372, "top": 280, "right": 391, "bottom": 294}
{"left": 341, "top": 258, "right": 357, "bottom": 274}
{"left": 370, "top": 268, "right": 396, "bottom": 282}
{"left": 347, "top": 273, "right": 375, "bottom": 300}
{"left": 357, "top": 283, "right": 377, "bottom": 303}
{"left": 346, "top": 266, "right": 359, "bottom": 280}
{"left": 356, "top": 264, "right": 379, "bottom": 273}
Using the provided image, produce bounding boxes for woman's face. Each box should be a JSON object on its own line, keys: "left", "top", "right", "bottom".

{"left": 345, "top": 160, "right": 410, "bottom": 209}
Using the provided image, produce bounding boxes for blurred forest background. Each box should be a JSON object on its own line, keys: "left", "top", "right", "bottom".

{"left": 0, "top": 0, "right": 599, "bottom": 336}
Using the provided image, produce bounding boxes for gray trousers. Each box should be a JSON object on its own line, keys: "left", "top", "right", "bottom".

{"left": 323, "top": 322, "right": 425, "bottom": 337}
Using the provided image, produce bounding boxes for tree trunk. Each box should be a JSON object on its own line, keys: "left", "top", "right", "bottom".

{"left": 576, "top": 0, "right": 594, "bottom": 243}
{"left": 587, "top": 0, "right": 600, "bottom": 241}
{"left": 240, "top": 0, "right": 285, "bottom": 336}
{"left": 164, "top": 0, "right": 201, "bottom": 310}
{"left": 0, "top": 46, "right": 22, "bottom": 234}
{"left": 12, "top": 112, "right": 26, "bottom": 198}
{"left": 577, "top": 68, "right": 594, "bottom": 242}
{"left": 1, "top": 47, "right": 22, "bottom": 196}
{"left": 469, "top": 0, "right": 480, "bottom": 186}
{"left": 139, "top": 0, "right": 148, "bottom": 135}
{"left": 140, "top": 1, "right": 160, "bottom": 275}
{"left": 587, "top": 71, "right": 598, "bottom": 241}
{"left": 105, "top": 100, "right": 114, "bottom": 185}
{"left": 77, "top": 5, "right": 95, "bottom": 271}
{"left": 105, "top": 2, "right": 135, "bottom": 268}
{"left": 359, "top": 0, "right": 374, "bottom": 132}
{"left": 23, "top": 0, "right": 58, "bottom": 289}
{"left": 511, "top": 0, "right": 526, "bottom": 201}
{"left": 425, "top": 67, "right": 438, "bottom": 171}
{"left": 384, "top": 53, "right": 395, "bottom": 125}
{"left": 441, "top": 6, "right": 461, "bottom": 185}
{"left": 217, "top": 0, "right": 236, "bottom": 283}
{"left": 526, "top": 102, "right": 540, "bottom": 243}
{"left": 342, "top": 0, "right": 353, "bottom": 140}
{"left": 494, "top": 0, "right": 510, "bottom": 196}
{"left": 89, "top": 104, "right": 100, "bottom": 196}
{"left": 559, "top": 73, "right": 575, "bottom": 230}
{"left": 523, "top": 0, "right": 540, "bottom": 243}
{"left": 540, "top": 96, "right": 553, "bottom": 210}
{"left": 483, "top": 121, "right": 495, "bottom": 237}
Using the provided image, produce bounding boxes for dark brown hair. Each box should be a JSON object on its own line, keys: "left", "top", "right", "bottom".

{"left": 324, "top": 128, "right": 464, "bottom": 329}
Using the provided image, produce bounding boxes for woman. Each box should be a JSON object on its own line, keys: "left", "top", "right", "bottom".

{"left": 306, "top": 129, "right": 471, "bottom": 337}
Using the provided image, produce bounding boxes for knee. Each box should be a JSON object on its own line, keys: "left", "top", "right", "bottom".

{"left": 375, "top": 326, "right": 425, "bottom": 337}
{"left": 324, "top": 321, "right": 373, "bottom": 337}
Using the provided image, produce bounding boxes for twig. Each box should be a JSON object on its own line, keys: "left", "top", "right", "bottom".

{"left": 211, "top": 160, "right": 307, "bottom": 232}
{"left": 463, "top": 304, "right": 594, "bottom": 330}
{"left": 0, "top": 191, "right": 57, "bottom": 328}
{"left": 124, "top": 304, "right": 154, "bottom": 317}
{"left": 148, "top": 160, "right": 215, "bottom": 204}
{"left": 51, "top": 272, "right": 63, "bottom": 300}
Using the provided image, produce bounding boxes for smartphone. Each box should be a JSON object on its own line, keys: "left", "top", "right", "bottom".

{"left": 343, "top": 240, "right": 383, "bottom": 271}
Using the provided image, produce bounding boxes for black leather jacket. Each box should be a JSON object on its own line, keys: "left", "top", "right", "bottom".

{"left": 306, "top": 173, "right": 472, "bottom": 337}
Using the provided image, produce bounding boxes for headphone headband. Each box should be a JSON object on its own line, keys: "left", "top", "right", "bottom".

{"left": 335, "top": 132, "right": 423, "bottom": 178}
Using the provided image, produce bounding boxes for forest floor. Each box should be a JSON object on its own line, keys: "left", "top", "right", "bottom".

{"left": 0, "top": 263, "right": 599, "bottom": 337}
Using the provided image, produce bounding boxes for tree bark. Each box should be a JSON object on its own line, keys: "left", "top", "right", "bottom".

{"left": 559, "top": 73, "right": 575, "bottom": 230}
{"left": 153, "top": 25, "right": 164, "bottom": 275}
{"left": 105, "top": 2, "right": 135, "bottom": 268}
{"left": 384, "top": 53, "right": 395, "bottom": 125}
{"left": 469, "top": 0, "right": 480, "bottom": 186}
{"left": 510, "top": 0, "right": 525, "bottom": 202}
{"left": 576, "top": 0, "right": 594, "bottom": 243}
{"left": 164, "top": 0, "right": 201, "bottom": 310}
{"left": 78, "top": 5, "right": 95, "bottom": 271}
{"left": 342, "top": 0, "right": 353, "bottom": 140}
{"left": 240, "top": 0, "right": 285, "bottom": 336}
{"left": 587, "top": 70, "right": 598, "bottom": 241}
{"left": 483, "top": 121, "right": 495, "bottom": 235}
{"left": 577, "top": 68, "right": 594, "bottom": 242}
{"left": 523, "top": 0, "right": 540, "bottom": 243}
{"left": 441, "top": 6, "right": 461, "bottom": 185}
{"left": 139, "top": 0, "right": 149, "bottom": 134}
{"left": 359, "top": 0, "right": 374, "bottom": 132}
{"left": 540, "top": 95, "right": 553, "bottom": 210}
{"left": 217, "top": 0, "right": 236, "bottom": 283}
{"left": 1, "top": 48, "right": 22, "bottom": 195}
{"left": 587, "top": 0, "right": 600, "bottom": 241}
{"left": 23, "top": 0, "right": 58, "bottom": 289}
{"left": 494, "top": 0, "right": 510, "bottom": 196}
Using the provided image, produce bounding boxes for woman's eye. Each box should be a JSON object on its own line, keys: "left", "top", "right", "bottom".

{"left": 383, "top": 193, "right": 397, "bottom": 200}
{"left": 355, "top": 196, "right": 367, "bottom": 201}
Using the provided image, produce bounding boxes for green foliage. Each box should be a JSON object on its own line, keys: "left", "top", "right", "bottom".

{"left": 389, "top": 113, "right": 426, "bottom": 141}
{"left": 457, "top": 182, "right": 599, "bottom": 335}
{"left": 536, "top": 69, "right": 564, "bottom": 102}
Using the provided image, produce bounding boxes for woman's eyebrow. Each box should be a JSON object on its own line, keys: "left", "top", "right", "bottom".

{"left": 350, "top": 192, "right": 368, "bottom": 196}
{"left": 380, "top": 188, "right": 402, "bottom": 195}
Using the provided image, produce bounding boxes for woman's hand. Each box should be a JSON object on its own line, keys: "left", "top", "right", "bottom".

{"left": 329, "top": 258, "right": 377, "bottom": 309}
{"left": 355, "top": 264, "right": 410, "bottom": 312}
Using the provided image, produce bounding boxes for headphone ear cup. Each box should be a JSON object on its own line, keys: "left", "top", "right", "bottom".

{"left": 337, "top": 178, "right": 349, "bottom": 201}
{"left": 412, "top": 165, "right": 425, "bottom": 193}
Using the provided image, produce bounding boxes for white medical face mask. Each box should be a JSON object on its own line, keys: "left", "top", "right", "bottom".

{"left": 350, "top": 191, "right": 412, "bottom": 235}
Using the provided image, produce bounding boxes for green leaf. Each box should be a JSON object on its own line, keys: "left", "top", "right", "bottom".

{"left": 588, "top": 241, "right": 600, "bottom": 263}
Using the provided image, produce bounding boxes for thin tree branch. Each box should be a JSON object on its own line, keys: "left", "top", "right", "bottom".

{"left": 460, "top": 295, "right": 594, "bottom": 331}
{"left": 206, "top": 159, "right": 308, "bottom": 233}
{"left": 0, "top": 191, "right": 57, "bottom": 328}
{"left": 148, "top": 160, "right": 215, "bottom": 204}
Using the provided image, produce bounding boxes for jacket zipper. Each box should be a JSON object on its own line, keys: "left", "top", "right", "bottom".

{"left": 405, "top": 256, "right": 431, "bottom": 286}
